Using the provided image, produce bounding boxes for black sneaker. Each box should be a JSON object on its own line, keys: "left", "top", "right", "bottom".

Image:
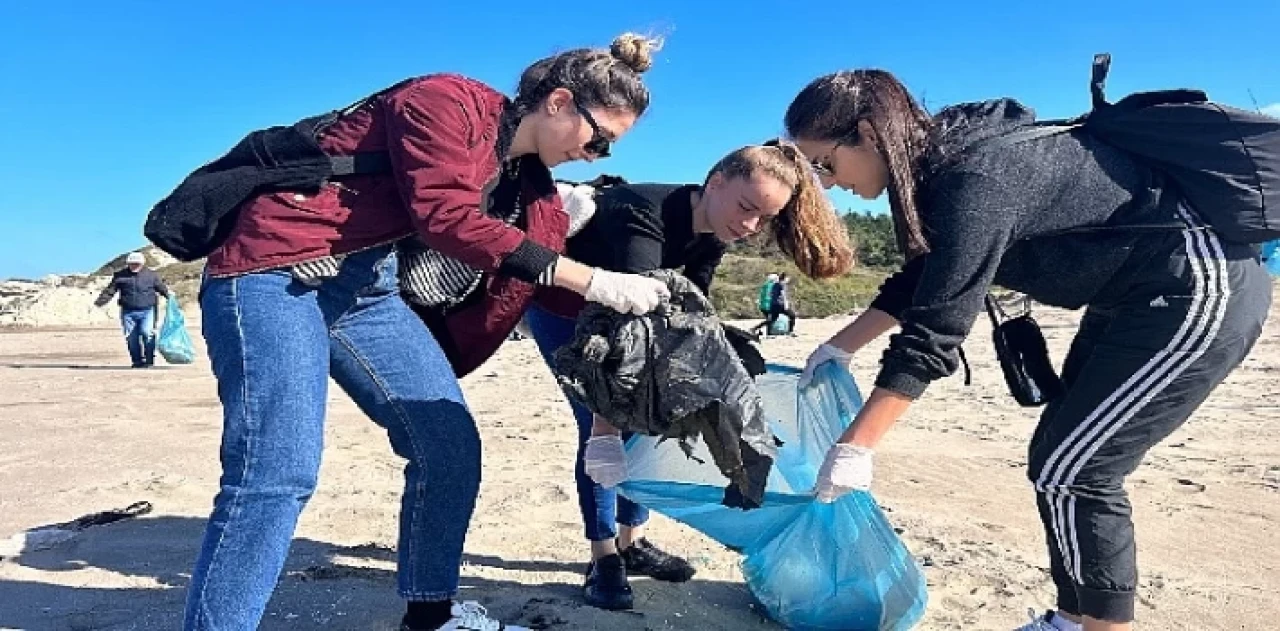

{"left": 583, "top": 554, "right": 634, "bottom": 611}
{"left": 619, "top": 538, "right": 696, "bottom": 583}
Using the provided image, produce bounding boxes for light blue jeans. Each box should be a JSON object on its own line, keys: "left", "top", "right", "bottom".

{"left": 120, "top": 307, "right": 156, "bottom": 366}
{"left": 185, "top": 246, "right": 480, "bottom": 629}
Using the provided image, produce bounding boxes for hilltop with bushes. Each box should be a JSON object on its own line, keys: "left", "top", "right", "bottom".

{"left": 3, "top": 210, "right": 897, "bottom": 327}
{"left": 710, "top": 210, "right": 898, "bottom": 319}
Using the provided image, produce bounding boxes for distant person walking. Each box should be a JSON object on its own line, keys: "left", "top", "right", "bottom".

{"left": 767, "top": 272, "right": 797, "bottom": 335}
{"left": 751, "top": 273, "right": 779, "bottom": 336}
{"left": 94, "top": 251, "right": 171, "bottom": 368}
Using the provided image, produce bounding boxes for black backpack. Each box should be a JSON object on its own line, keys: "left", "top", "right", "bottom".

{"left": 142, "top": 81, "right": 408, "bottom": 261}
{"left": 992, "top": 53, "right": 1280, "bottom": 244}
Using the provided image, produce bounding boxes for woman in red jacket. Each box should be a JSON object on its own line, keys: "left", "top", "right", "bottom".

{"left": 186, "top": 34, "right": 667, "bottom": 631}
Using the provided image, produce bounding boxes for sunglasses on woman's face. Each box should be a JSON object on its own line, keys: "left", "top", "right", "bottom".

{"left": 574, "top": 102, "right": 612, "bottom": 158}
{"left": 810, "top": 140, "right": 842, "bottom": 177}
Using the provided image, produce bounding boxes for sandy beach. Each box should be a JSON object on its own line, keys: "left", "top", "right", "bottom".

{"left": 1, "top": 299, "right": 1277, "bottom": 630}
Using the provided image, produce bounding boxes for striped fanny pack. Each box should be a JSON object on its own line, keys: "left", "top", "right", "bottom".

{"left": 290, "top": 167, "right": 522, "bottom": 310}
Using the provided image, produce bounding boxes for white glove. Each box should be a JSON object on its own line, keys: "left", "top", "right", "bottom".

{"left": 799, "top": 343, "right": 853, "bottom": 388}
{"left": 584, "top": 269, "right": 671, "bottom": 315}
{"left": 555, "top": 182, "right": 598, "bottom": 237}
{"left": 583, "top": 435, "right": 628, "bottom": 488}
{"left": 813, "top": 443, "right": 875, "bottom": 502}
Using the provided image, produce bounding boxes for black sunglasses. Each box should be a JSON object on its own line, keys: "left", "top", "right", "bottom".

{"left": 574, "top": 101, "right": 612, "bottom": 158}
{"left": 810, "top": 140, "right": 842, "bottom": 177}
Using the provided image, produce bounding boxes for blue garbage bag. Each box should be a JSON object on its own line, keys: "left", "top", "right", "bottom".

{"left": 619, "top": 363, "right": 928, "bottom": 630}
{"left": 1262, "top": 239, "right": 1280, "bottom": 277}
{"left": 157, "top": 298, "right": 195, "bottom": 365}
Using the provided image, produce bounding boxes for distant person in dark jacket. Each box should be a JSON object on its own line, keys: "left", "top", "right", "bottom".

{"left": 784, "top": 70, "right": 1270, "bottom": 631}
{"left": 94, "top": 251, "right": 170, "bottom": 368}
{"left": 524, "top": 141, "right": 853, "bottom": 611}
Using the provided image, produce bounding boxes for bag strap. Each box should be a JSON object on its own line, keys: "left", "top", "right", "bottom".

{"left": 329, "top": 153, "right": 392, "bottom": 176}
{"left": 984, "top": 293, "right": 1009, "bottom": 326}
{"left": 1090, "top": 53, "right": 1112, "bottom": 109}
{"left": 956, "top": 345, "right": 973, "bottom": 386}
{"left": 981, "top": 123, "right": 1082, "bottom": 152}
{"left": 976, "top": 53, "right": 1187, "bottom": 237}
{"left": 319, "top": 79, "right": 419, "bottom": 178}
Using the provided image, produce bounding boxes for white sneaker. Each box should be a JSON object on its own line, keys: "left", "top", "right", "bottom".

{"left": 426, "top": 601, "right": 529, "bottom": 631}
{"left": 1014, "top": 609, "right": 1080, "bottom": 631}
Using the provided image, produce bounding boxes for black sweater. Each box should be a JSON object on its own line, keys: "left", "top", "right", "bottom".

{"left": 95, "top": 268, "right": 171, "bottom": 311}
{"left": 565, "top": 183, "right": 727, "bottom": 294}
{"left": 869, "top": 98, "right": 1184, "bottom": 399}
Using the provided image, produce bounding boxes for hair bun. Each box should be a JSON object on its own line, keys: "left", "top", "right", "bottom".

{"left": 610, "top": 33, "right": 661, "bottom": 74}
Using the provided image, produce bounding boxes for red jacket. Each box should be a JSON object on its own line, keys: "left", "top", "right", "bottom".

{"left": 206, "top": 74, "right": 567, "bottom": 375}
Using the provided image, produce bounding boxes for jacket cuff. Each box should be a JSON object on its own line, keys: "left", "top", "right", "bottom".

{"left": 498, "top": 238, "right": 559, "bottom": 284}
{"left": 873, "top": 364, "right": 932, "bottom": 400}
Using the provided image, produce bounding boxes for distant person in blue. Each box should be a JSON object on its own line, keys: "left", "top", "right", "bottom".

{"left": 785, "top": 69, "right": 1270, "bottom": 631}
{"left": 94, "top": 251, "right": 171, "bottom": 368}
{"left": 766, "top": 272, "right": 797, "bottom": 335}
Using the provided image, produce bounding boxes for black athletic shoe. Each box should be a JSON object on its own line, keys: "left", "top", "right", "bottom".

{"left": 619, "top": 538, "right": 696, "bottom": 583}
{"left": 583, "top": 553, "right": 634, "bottom": 611}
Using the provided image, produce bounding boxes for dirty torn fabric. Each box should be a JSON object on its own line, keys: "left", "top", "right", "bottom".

{"left": 552, "top": 270, "right": 778, "bottom": 508}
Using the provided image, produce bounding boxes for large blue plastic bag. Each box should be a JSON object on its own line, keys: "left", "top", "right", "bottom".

{"left": 619, "top": 363, "right": 928, "bottom": 630}
{"left": 157, "top": 299, "right": 196, "bottom": 364}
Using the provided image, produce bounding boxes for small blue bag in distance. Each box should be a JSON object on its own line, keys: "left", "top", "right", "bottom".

{"left": 157, "top": 298, "right": 196, "bottom": 365}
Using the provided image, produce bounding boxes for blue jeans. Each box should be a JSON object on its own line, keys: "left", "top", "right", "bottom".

{"left": 120, "top": 307, "right": 156, "bottom": 366}
{"left": 185, "top": 247, "right": 480, "bottom": 630}
{"left": 525, "top": 305, "right": 649, "bottom": 542}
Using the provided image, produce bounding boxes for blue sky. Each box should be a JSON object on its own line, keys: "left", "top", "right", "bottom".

{"left": 1, "top": 1, "right": 1277, "bottom": 279}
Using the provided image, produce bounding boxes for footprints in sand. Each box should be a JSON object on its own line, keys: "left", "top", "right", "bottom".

{"left": 482, "top": 482, "right": 573, "bottom": 513}
{"left": 517, "top": 597, "right": 576, "bottom": 629}
{"left": 1172, "top": 478, "right": 1207, "bottom": 494}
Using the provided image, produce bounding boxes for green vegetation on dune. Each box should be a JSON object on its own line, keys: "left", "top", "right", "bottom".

{"left": 153, "top": 262, "right": 206, "bottom": 308}
{"left": 709, "top": 254, "right": 890, "bottom": 319}
{"left": 93, "top": 247, "right": 205, "bottom": 308}
{"left": 89, "top": 210, "right": 900, "bottom": 316}
{"left": 710, "top": 210, "right": 900, "bottom": 319}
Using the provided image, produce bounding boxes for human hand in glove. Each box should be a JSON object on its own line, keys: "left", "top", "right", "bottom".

{"left": 585, "top": 269, "right": 671, "bottom": 315}
{"left": 813, "top": 443, "right": 874, "bottom": 502}
{"left": 583, "top": 434, "right": 629, "bottom": 488}
{"left": 799, "top": 342, "right": 854, "bottom": 388}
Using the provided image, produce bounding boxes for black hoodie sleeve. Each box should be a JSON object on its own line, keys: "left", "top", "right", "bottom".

{"left": 867, "top": 255, "right": 928, "bottom": 321}
{"left": 874, "top": 168, "right": 1023, "bottom": 399}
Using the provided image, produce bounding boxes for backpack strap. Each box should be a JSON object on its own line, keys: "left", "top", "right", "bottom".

{"left": 981, "top": 123, "right": 1082, "bottom": 151}
{"left": 329, "top": 153, "right": 392, "bottom": 176}
{"left": 320, "top": 79, "right": 419, "bottom": 177}
{"left": 984, "top": 293, "right": 1009, "bottom": 326}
